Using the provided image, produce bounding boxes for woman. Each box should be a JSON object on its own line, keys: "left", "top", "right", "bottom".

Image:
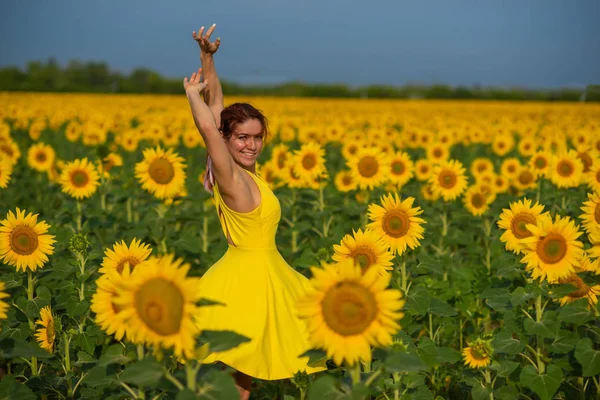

{"left": 184, "top": 24, "right": 326, "bottom": 400}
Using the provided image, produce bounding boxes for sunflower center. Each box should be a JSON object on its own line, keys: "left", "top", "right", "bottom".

{"left": 470, "top": 344, "right": 489, "bottom": 360}
{"left": 342, "top": 175, "right": 353, "bottom": 185}
{"left": 519, "top": 170, "right": 534, "bottom": 184}
{"left": 276, "top": 153, "right": 286, "bottom": 169}
{"left": 348, "top": 145, "right": 358, "bottom": 155}
{"left": 534, "top": 157, "right": 547, "bottom": 169}
{"left": 471, "top": 193, "right": 485, "bottom": 208}
{"left": 10, "top": 225, "right": 39, "bottom": 255}
{"left": 511, "top": 213, "right": 537, "bottom": 239}
{"left": 383, "top": 211, "right": 410, "bottom": 238}
{"left": 70, "top": 170, "right": 90, "bottom": 188}
{"left": 357, "top": 156, "right": 379, "bottom": 178}
{"left": 433, "top": 148, "right": 442, "bottom": 158}
{"left": 117, "top": 257, "right": 141, "bottom": 274}
{"left": 302, "top": 154, "right": 317, "bottom": 170}
{"left": 507, "top": 165, "right": 516, "bottom": 173}
{"left": 351, "top": 246, "right": 376, "bottom": 270}
{"left": 391, "top": 161, "right": 405, "bottom": 175}
{"left": 321, "top": 281, "right": 377, "bottom": 336}
{"left": 557, "top": 160, "right": 574, "bottom": 177}
{"left": 536, "top": 233, "right": 567, "bottom": 264}
{"left": 0, "top": 144, "right": 13, "bottom": 157}
{"left": 477, "top": 164, "right": 487, "bottom": 172}
{"left": 596, "top": 170, "right": 600, "bottom": 185}
{"left": 559, "top": 273, "right": 591, "bottom": 299}
{"left": 47, "top": 320, "right": 56, "bottom": 346}
{"left": 135, "top": 278, "right": 183, "bottom": 336}
{"left": 595, "top": 203, "right": 600, "bottom": 224}
{"left": 149, "top": 158, "right": 175, "bottom": 184}
{"left": 438, "top": 170, "right": 457, "bottom": 189}
{"left": 36, "top": 151, "right": 47, "bottom": 162}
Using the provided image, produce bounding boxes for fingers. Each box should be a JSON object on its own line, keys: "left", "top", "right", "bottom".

{"left": 215, "top": 37, "right": 221, "bottom": 47}
{"left": 198, "top": 26, "right": 205, "bottom": 38}
{"left": 205, "top": 23, "right": 216, "bottom": 39}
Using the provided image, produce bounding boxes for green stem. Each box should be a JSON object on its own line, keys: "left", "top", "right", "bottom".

{"left": 535, "top": 294, "right": 545, "bottom": 374}
{"left": 137, "top": 344, "right": 145, "bottom": 360}
{"left": 127, "top": 197, "right": 132, "bottom": 223}
{"left": 400, "top": 257, "right": 408, "bottom": 295}
{"left": 318, "top": 182, "right": 325, "bottom": 212}
{"left": 348, "top": 362, "right": 361, "bottom": 386}
{"left": 27, "top": 271, "right": 35, "bottom": 301}
{"left": 64, "top": 332, "right": 73, "bottom": 397}
{"left": 164, "top": 369, "right": 185, "bottom": 390}
{"left": 429, "top": 313, "right": 434, "bottom": 341}
{"left": 185, "top": 362, "right": 198, "bottom": 391}
{"left": 76, "top": 201, "right": 82, "bottom": 232}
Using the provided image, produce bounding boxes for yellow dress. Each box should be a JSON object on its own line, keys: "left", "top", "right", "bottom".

{"left": 197, "top": 169, "right": 327, "bottom": 380}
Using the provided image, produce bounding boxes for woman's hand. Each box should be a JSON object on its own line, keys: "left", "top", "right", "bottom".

{"left": 183, "top": 68, "right": 208, "bottom": 94}
{"left": 193, "top": 24, "right": 221, "bottom": 55}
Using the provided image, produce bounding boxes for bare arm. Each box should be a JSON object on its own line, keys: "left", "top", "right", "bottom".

{"left": 184, "top": 70, "right": 238, "bottom": 195}
{"left": 193, "top": 24, "right": 224, "bottom": 127}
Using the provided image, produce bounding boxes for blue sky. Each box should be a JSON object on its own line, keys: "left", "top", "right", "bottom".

{"left": 1, "top": 0, "right": 599, "bottom": 88}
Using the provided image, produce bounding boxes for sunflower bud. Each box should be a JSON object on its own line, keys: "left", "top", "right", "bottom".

{"left": 291, "top": 371, "right": 310, "bottom": 392}
{"left": 69, "top": 233, "right": 89, "bottom": 255}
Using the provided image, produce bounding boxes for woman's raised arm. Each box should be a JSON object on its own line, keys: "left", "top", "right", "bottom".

{"left": 184, "top": 69, "right": 237, "bottom": 192}
{"left": 193, "top": 24, "right": 224, "bottom": 127}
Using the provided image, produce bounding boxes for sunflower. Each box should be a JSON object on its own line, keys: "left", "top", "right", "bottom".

{"left": 0, "top": 157, "right": 13, "bottom": 189}
{"left": 491, "top": 134, "right": 514, "bottom": 157}
{"left": 367, "top": 193, "right": 426, "bottom": 256}
{"left": 27, "top": 143, "right": 56, "bottom": 172}
{"left": 500, "top": 158, "right": 521, "bottom": 180}
{"left": 414, "top": 159, "right": 433, "bottom": 181}
{"left": 518, "top": 136, "right": 538, "bottom": 157}
{"left": 112, "top": 254, "right": 202, "bottom": 359}
{"left": 387, "top": 152, "right": 414, "bottom": 187}
{"left": 426, "top": 143, "right": 450, "bottom": 164}
{"left": 135, "top": 146, "right": 187, "bottom": 199}
{"left": 98, "top": 153, "right": 124, "bottom": 177}
{"left": 428, "top": 159, "right": 468, "bottom": 201}
{"left": 462, "top": 337, "right": 493, "bottom": 369}
{"left": 65, "top": 121, "right": 82, "bottom": 142}
{"left": 589, "top": 232, "right": 600, "bottom": 259}
{"left": 347, "top": 147, "right": 389, "bottom": 190}
{"left": 270, "top": 143, "right": 290, "bottom": 173}
{"left": 421, "top": 182, "right": 440, "bottom": 201}
{"left": 280, "top": 158, "right": 309, "bottom": 189}
{"left": 0, "top": 208, "right": 56, "bottom": 272}
{"left": 470, "top": 158, "right": 495, "bottom": 179}
{"left": 91, "top": 268, "right": 131, "bottom": 340}
{"left": 520, "top": 215, "right": 584, "bottom": 282}
{"left": 341, "top": 141, "right": 362, "bottom": 160}
{"left": 497, "top": 198, "right": 547, "bottom": 255}
{"left": 35, "top": 306, "right": 56, "bottom": 353}
{"left": 59, "top": 158, "right": 101, "bottom": 199}
{"left": 513, "top": 167, "right": 538, "bottom": 192}
{"left": 99, "top": 238, "right": 153, "bottom": 274}
{"left": 492, "top": 174, "right": 510, "bottom": 194}
{"left": 557, "top": 254, "right": 600, "bottom": 309}
{"left": 293, "top": 142, "right": 328, "bottom": 181}
{"left": 334, "top": 170, "right": 357, "bottom": 192}
{"left": 332, "top": 228, "right": 394, "bottom": 275}
{"left": 579, "top": 192, "right": 600, "bottom": 235}
{"left": 463, "top": 185, "right": 491, "bottom": 217}
{"left": 0, "top": 281, "right": 9, "bottom": 327}
{"left": 529, "top": 150, "right": 551, "bottom": 178}
{"left": 584, "top": 163, "right": 600, "bottom": 193}
{"left": 548, "top": 150, "right": 583, "bottom": 189}
{"left": 0, "top": 139, "right": 20, "bottom": 166}
{"left": 296, "top": 258, "right": 404, "bottom": 366}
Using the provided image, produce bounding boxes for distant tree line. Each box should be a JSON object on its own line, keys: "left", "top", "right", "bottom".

{"left": 1, "top": 58, "right": 598, "bottom": 101}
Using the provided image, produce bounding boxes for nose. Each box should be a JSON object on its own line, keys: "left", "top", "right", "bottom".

{"left": 246, "top": 139, "right": 257, "bottom": 151}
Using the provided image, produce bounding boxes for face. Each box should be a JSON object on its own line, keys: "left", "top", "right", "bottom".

{"left": 224, "top": 118, "right": 265, "bottom": 168}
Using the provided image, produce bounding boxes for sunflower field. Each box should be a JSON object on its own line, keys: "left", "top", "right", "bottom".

{"left": 1, "top": 91, "right": 600, "bottom": 400}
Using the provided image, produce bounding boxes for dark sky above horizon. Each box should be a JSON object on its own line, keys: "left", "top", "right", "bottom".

{"left": 1, "top": 0, "right": 599, "bottom": 88}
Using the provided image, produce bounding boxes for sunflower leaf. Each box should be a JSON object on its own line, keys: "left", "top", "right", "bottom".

{"left": 493, "top": 331, "right": 524, "bottom": 355}
{"left": 428, "top": 299, "right": 457, "bottom": 317}
{"left": 0, "top": 375, "right": 36, "bottom": 400}
{"left": 519, "top": 364, "right": 563, "bottom": 400}
{"left": 574, "top": 338, "right": 600, "bottom": 377}
{"left": 298, "top": 349, "right": 328, "bottom": 367}
{"left": 307, "top": 375, "right": 339, "bottom": 400}
{"left": 489, "top": 360, "right": 519, "bottom": 378}
{"left": 120, "top": 358, "right": 164, "bottom": 388}
{"left": 558, "top": 298, "right": 593, "bottom": 324}
{"left": 197, "top": 330, "right": 252, "bottom": 353}
{"left": 384, "top": 351, "right": 428, "bottom": 373}
{"left": 0, "top": 337, "right": 54, "bottom": 359}
{"left": 196, "top": 298, "right": 226, "bottom": 307}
